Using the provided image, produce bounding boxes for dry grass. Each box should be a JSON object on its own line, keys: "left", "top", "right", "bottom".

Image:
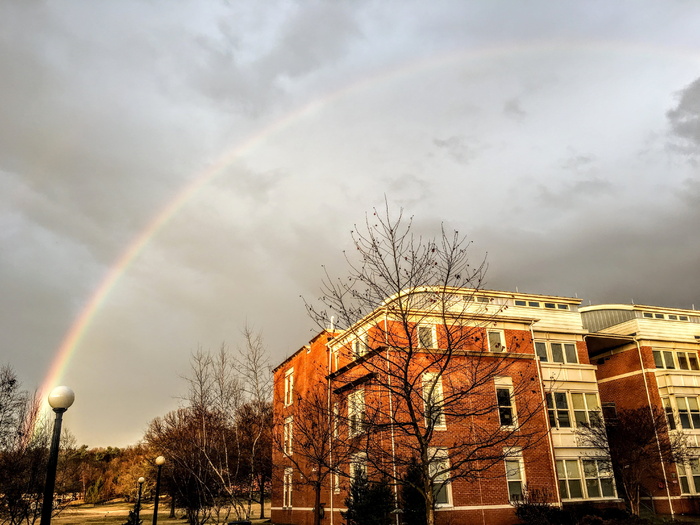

{"left": 52, "top": 500, "right": 271, "bottom": 525}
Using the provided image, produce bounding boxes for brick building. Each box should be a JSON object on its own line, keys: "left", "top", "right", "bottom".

{"left": 271, "top": 288, "right": 699, "bottom": 525}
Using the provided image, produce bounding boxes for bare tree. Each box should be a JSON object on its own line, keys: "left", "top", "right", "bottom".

{"left": 306, "top": 206, "right": 547, "bottom": 525}
{"left": 0, "top": 365, "right": 49, "bottom": 525}
{"left": 274, "top": 373, "right": 359, "bottom": 525}
{"left": 576, "top": 406, "right": 688, "bottom": 516}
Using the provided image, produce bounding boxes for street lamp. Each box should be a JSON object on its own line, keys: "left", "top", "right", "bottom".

{"left": 152, "top": 456, "right": 166, "bottom": 525}
{"left": 40, "top": 386, "right": 75, "bottom": 525}
{"left": 135, "top": 477, "right": 145, "bottom": 523}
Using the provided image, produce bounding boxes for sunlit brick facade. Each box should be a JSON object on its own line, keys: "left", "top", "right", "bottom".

{"left": 272, "top": 289, "right": 699, "bottom": 525}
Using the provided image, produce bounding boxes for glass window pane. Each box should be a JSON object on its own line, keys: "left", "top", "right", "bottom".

{"left": 586, "top": 478, "right": 601, "bottom": 498}
{"left": 689, "top": 398, "right": 699, "bottom": 411}
{"left": 679, "top": 354, "right": 690, "bottom": 370}
{"left": 558, "top": 410, "right": 571, "bottom": 427}
{"left": 559, "top": 480, "right": 569, "bottom": 499}
{"left": 489, "top": 331, "right": 504, "bottom": 352}
{"left": 565, "top": 460, "right": 580, "bottom": 478}
{"left": 690, "top": 459, "right": 700, "bottom": 475}
{"left": 583, "top": 460, "right": 597, "bottom": 477}
{"left": 546, "top": 393, "right": 554, "bottom": 409}
{"left": 680, "top": 412, "right": 692, "bottom": 429}
{"left": 653, "top": 350, "right": 664, "bottom": 368}
{"left": 690, "top": 356, "right": 700, "bottom": 370}
{"left": 574, "top": 411, "right": 587, "bottom": 426}
{"left": 506, "top": 460, "right": 521, "bottom": 480}
{"left": 564, "top": 344, "right": 578, "bottom": 363}
{"left": 571, "top": 393, "right": 585, "bottom": 410}
{"left": 586, "top": 394, "right": 599, "bottom": 410}
{"left": 508, "top": 480, "right": 523, "bottom": 500}
{"left": 434, "top": 483, "right": 449, "bottom": 504}
{"left": 497, "top": 388, "right": 511, "bottom": 406}
{"left": 568, "top": 480, "right": 583, "bottom": 499}
{"left": 551, "top": 343, "right": 564, "bottom": 363}
{"left": 678, "top": 398, "right": 688, "bottom": 410}
{"left": 499, "top": 407, "right": 514, "bottom": 426}
{"left": 681, "top": 476, "right": 690, "bottom": 494}
{"left": 535, "top": 342, "right": 548, "bottom": 361}
{"left": 664, "top": 351, "right": 675, "bottom": 369}
{"left": 601, "top": 478, "right": 615, "bottom": 497}
{"left": 556, "top": 461, "right": 566, "bottom": 478}
{"left": 555, "top": 393, "right": 569, "bottom": 409}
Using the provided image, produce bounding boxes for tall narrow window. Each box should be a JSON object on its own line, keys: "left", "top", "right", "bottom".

{"left": 429, "top": 448, "right": 451, "bottom": 506}
{"left": 283, "top": 416, "right": 293, "bottom": 456}
{"left": 679, "top": 460, "right": 700, "bottom": 494}
{"left": 284, "top": 368, "right": 294, "bottom": 406}
{"left": 348, "top": 389, "right": 365, "bottom": 437}
{"left": 423, "top": 372, "right": 446, "bottom": 429}
{"left": 350, "top": 453, "right": 367, "bottom": 483}
{"left": 535, "top": 342, "right": 548, "bottom": 362}
{"left": 505, "top": 453, "right": 525, "bottom": 502}
{"left": 418, "top": 325, "right": 434, "bottom": 349}
{"left": 332, "top": 402, "right": 340, "bottom": 438}
{"left": 353, "top": 335, "right": 368, "bottom": 358}
{"left": 283, "top": 468, "right": 293, "bottom": 508}
{"left": 495, "top": 377, "right": 517, "bottom": 428}
{"left": 488, "top": 330, "right": 506, "bottom": 352}
{"left": 546, "top": 392, "right": 571, "bottom": 428}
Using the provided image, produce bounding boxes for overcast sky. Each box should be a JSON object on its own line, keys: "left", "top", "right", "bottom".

{"left": 2, "top": 1, "right": 700, "bottom": 447}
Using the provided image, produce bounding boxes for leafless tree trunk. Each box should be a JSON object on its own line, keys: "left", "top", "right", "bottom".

{"left": 307, "top": 205, "right": 546, "bottom": 525}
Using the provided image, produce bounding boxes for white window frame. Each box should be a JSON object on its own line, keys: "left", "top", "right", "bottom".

{"left": 417, "top": 324, "right": 436, "bottom": 349}
{"left": 652, "top": 349, "right": 700, "bottom": 371}
{"left": 284, "top": 368, "right": 294, "bottom": 406}
{"left": 546, "top": 391, "right": 601, "bottom": 429}
{"left": 423, "top": 372, "right": 446, "bottom": 430}
{"left": 332, "top": 402, "right": 339, "bottom": 439}
{"left": 679, "top": 459, "right": 700, "bottom": 494}
{"left": 534, "top": 340, "right": 578, "bottom": 364}
{"left": 556, "top": 458, "right": 615, "bottom": 500}
{"left": 673, "top": 396, "right": 700, "bottom": 430}
{"left": 488, "top": 329, "right": 506, "bottom": 352}
{"left": 495, "top": 377, "right": 517, "bottom": 428}
{"left": 349, "top": 452, "right": 367, "bottom": 484}
{"left": 283, "top": 416, "right": 293, "bottom": 456}
{"left": 428, "top": 447, "right": 452, "bottom": 507}
{"left": 283, "top": 467, "right": 293, "bottom": 508}
{"left": 353, "top": 333, "right": 368, "bottom": 358}
{"left": 348, "top": 389, "right": 365, "bottom": 437}
{"left": 504, "top": 448, "right": 525, "bottom": 502}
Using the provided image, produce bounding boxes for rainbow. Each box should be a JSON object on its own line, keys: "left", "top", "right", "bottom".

{"left": 39, "top": 40, "right": 695, "bottom": 403}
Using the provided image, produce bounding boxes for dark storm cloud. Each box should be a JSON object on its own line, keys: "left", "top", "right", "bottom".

{"left": 668, "top": 76, "right": 700, "bottom": 154}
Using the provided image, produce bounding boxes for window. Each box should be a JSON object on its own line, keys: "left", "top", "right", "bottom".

{"left": 557, "top": 460, "right": 583, "bottom": 499}
{"left": 652, "top": 350, "right": 700, "bottom": 371}
{"left": 571, "top": 393, "right": 601, "bottom": 427}
{"left": 513, "top": 300, "right": 570, "bottom": 310}
{"left": 283, "top": 416, "right": 293, "bottom": 456}
{"left": 423, "top": 373, "right": 446, "bottom": 429}
{"left": 676, "top": 396, "right": 700, "bottom": 429}
{"left": 515, "top": 300, "right": 527, "bottom": 306}
{"left": 546, "top": 392, "right": 601, "bottom": 429}
{"left": 583, "top": 460, "right": 615, "bottom": 498}
{"left": 534, "top": 341, "right": 578, "bottom": 364}
{"left": 418, "top": 325, "right": 435, "bottom": 349}
{"left": 284, "top": 369, "right": 294, "bottom": 406}
{"left": 495, "top": 377, "right": 517, "bottom": 428}
{"left": 429, "top": 448, "right": 451, "bottom": 506}
{"left": 283, "top": 468, "right": 293, "bottom": 508}
{"left": 333, "top": 470, "right": 341, "bottom": 494}
{"left": 348, "top": 389, "right": 365, "bottom": 437}
{"left": 488, "top": 330, "right": 506, "bottom": 352}
{"left": 353, "top": 335, "right": 368, "bottom": 358}
{"left": 546, "top": 392, "right": 571, "bottom": 428}
{"left": 505, "top": 453, "right": 525, "bottom": 502}
{"left": 679, "top": 459, "right": 700, "bottom": 494}
{"left": 350, "top": 453, "right": 367, "bottom": 483}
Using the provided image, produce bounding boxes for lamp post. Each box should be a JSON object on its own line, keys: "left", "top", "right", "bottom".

{"left": 135, "top": 477, "right": 145, "bottom": 523}
{"left": 152, "top": 456, "right": 165, "bottom": 525}
{"left": 40, "top": 386, "right": 75, "bottom": 525}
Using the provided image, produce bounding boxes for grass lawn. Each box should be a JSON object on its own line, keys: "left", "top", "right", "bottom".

{"left": 52, "top": 500, "right": 271, "bottom": 525}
